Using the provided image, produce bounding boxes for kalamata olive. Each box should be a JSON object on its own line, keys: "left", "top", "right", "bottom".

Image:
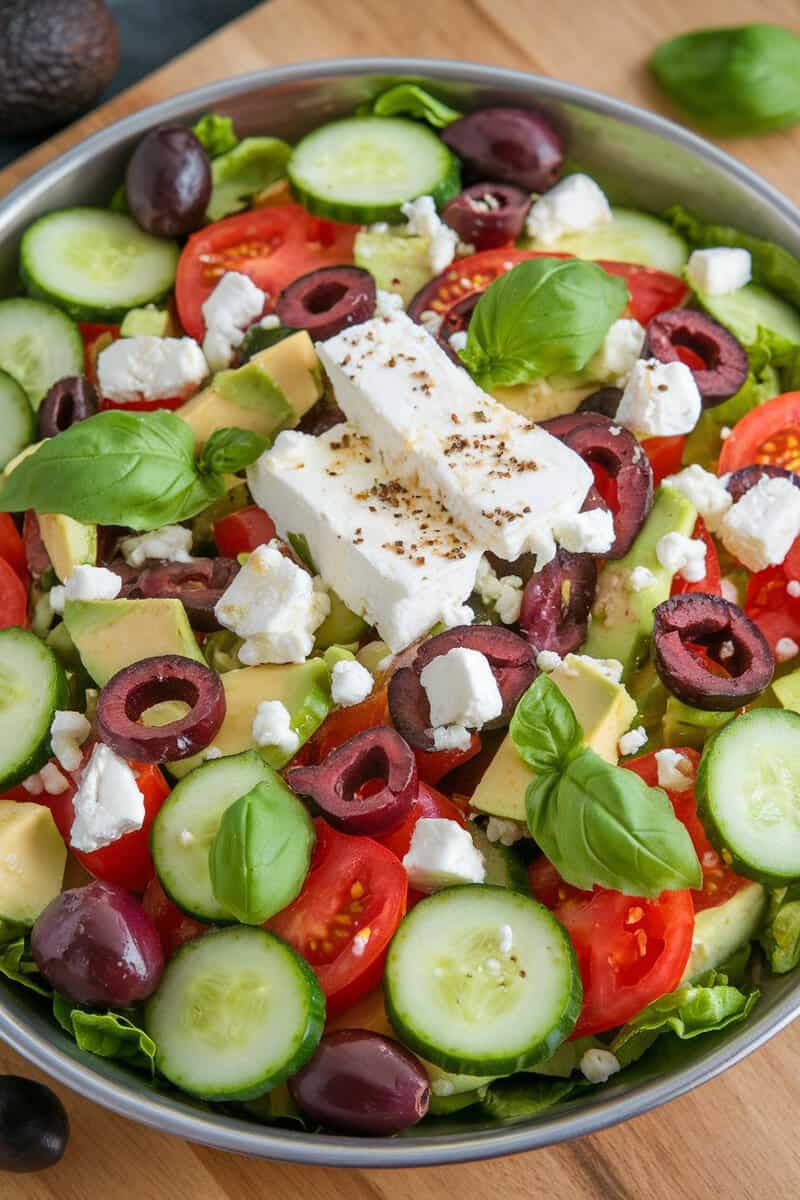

{"left": 125, "top": 125, "right": 212, "bottom": 237}
{"left": 31, "top": 880, "right": 164, "bottom": 1007}
{"left": 277, "top": 266, "right": 376, "bottom": 340}
{"left": 97, "top": 654, "right": 225, "bottom": 761}
{"left": 287, "top": 727, "right": 417, "bottom": 836}
{"left": 442, "top": 183, "right": 531, "bottom": 251}
{"left": 644, "top": 309, "right": 749, "bottom": 407}
{"left": 723, "top": 463, "right": 800, "bottom": 503}
{"left": 288, "top": 1030, "right": 430, "bottom": 1135}
{"left": 113, "top": 557, "right": 239, "bottom": 631}
{"left": 38, "top": 375, "right": 99, "bottom": 439}
{"left": 578, "top": 386, "right": 624, "bottom": 420}
{"left": 653, "top": 594, "right": 774, "bottom": 710}
{"left": 441, "top": 107, "right": 563, "bottom": 192}
{"left": 540, "top": 411, "right": 653, "bottom": 557}
{"left": 388, "top": 625, "right": 536, "bottom": 750}
{"left": 519, "top": 549, "right": 598, "bottom": 656}
{"left": 22, "top": 511, "right": 52, "bottom": 578}
{"left": 0, "top": 1076, "right": 69, "bottom": 1173}
{"left": 297, "top": 398, "right": 346, "bottom": 437}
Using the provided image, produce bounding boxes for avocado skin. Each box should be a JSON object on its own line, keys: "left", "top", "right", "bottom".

{"left": 0, "top": 0, "right": 120, "bottom": 136}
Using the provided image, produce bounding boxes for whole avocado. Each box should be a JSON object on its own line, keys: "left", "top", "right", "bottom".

{"left": 0, "top": 0, "right": 120, "bottom": 136}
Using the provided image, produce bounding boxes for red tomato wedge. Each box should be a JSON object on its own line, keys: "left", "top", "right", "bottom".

{"left": 718, "top": 391, "right": 800, "bottom": 475}
{"left": 0, "top": 514, "right": 28, "bottom": 581}
{"left": 79, "top": 322, "right": 119, "bottom": 389}
{"left": 0, "top": 557, "right": 28, "bottom": 628}
{"left": 745, "top": 559, "right": 800, "bottom": 655}
{"left": 377, "top": 781, "right": 467, "bottom": 861}
{"left": 142, "top": 876, "right": 208, "bottom": 958}
{"left": 413, "top": 733, "right": 482, "bottom": 786}
{"left": 214, "top": 506, "right": 277, "bottom": 557}
{"left": 268, "top": 818, "right": 407, "bottom": 1016}
{"left": 643, "top": 434, "right": 686, "bottom": 486}
{"left": 671, "top": 518, "right": 721, "bottom": 597}
{"left": 175, "top": 205, "right": 360, "bottom": 340}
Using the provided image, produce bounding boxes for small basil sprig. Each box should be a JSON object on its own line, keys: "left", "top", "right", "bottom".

{"left": 0, "top": 410, "right": 265, "bottom": 532}
{"left": 511, "top": 676, "right": 701, "bottom": 897}
{"left": 209, "top": 776, "right": 315, "bottom": 924}
{"left": 651, "top": 24, "right": 800, "bottom": 137}
{"left": 371, "top": 83, "right": 461, "bottom": 127}
{"left": 191, "top": 112, "right": 239, "bottom": 158}
{"left": 459, "top": 258, "right": 628, "bottom": 391}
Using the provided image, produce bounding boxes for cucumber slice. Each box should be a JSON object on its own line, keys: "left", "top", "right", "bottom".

{"left": 525, "top": 208, "right": 689, "bottom": 273}
{"left": 0, "top": 298, "right": 83, "bottom": 409}
{"left": 0, "top": 628, "right": 69, "bottom": 789}
{"left": 289, "top": 117, "right": 461, "bottom": 224}
{"left": 696, "top": 282, "right": 800, "bottom": 345}
{"left": 385, "top": 885, "right": 580, "bottom": 1075}
{"left": 145, "top": 927, "right": 324, "bottom": 1100}
{"left": 151, "top": 751, "right": 273, "bottom": 920}
{"left": 21, "top": 208, "right": 180, "bottom": 322}
{"left": 696, "top": 709, "right": 800, "bottom": 885}
{"left": 471, "top": 826, "right": 529, "bottom": 893}
{"left": 0, "top": 370, "right": 35, "bottom": 469}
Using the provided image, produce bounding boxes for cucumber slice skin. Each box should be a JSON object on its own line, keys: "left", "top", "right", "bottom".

{"left": 696, "top": 282, "right": 800, "bottom": 345}
{"left": 0, "top": 298, "right": 83, "bottom": 410}
{"left": 696, "top": 709, "right": 800, "bottom": 886}
{"left": 20, "top": 208, "right": 180, "bottom": 323}
{"left": 0, "top": 628, "right": 69, "bottom": 790}
{"left": 525, "top": 208, "right": 689, "bottom": 274}
{"left": 385, "top": 885, "right": 581, "bottom": 1076}
{"left": 289, "top": 117, "right": 461, "bottom": 224}
{"left": 0, "top": 370, "right": 35, "bottom": 470}
{"left": 145, "top": 926, "right": 325, "bottom": 1101}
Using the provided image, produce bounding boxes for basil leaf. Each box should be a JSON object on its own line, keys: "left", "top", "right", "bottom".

{"left": 52, "top": 995, "right": 157, "bottom": 1075}
{"left": 0, "top": 937, "right": 51, "bottom": 997}
{"left": 192, "top": 112, "right": 239, "bottom": 158}
{"left": 286, "top": 531, "right": 318, "bottom": 572}
{"left": 0, "top": 409, "right": 224, "bottom": 531}
{"left": 510, "top": 674, "right": 581, "bottom": 773}
{"left": 525, "top": 747, "right": 702, "bottom": 897}
{"left": 199, "top": 427, "right": 269, "bottom": 476}
{"left": 651, "top": 25, "right": 800, "bottom": 137}
{"left": 760, "top": 884, "right": 800, "bottom": 974}
{"left": 207, "top": 137, "right": 292, "bottom": 222}
{"left": 210, "top": 776, "right": 315, "bottom": 924}
{"left": 372, "top": 84, "right": 461, "bottom": 128}
{"left": 460, "top": 258, "right": 629, "bottom": 390}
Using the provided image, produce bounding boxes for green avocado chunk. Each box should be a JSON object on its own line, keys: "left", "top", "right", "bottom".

{"left": 681, "top": 881, "right": 766, "bottom": 983}
{"left": 63, "top": 597, "right": 205, "bottom": 686}
{"left": 0, "top": 800, "right": 66, "bottom": 926}
{"left": 38, "top": 513, "right": 97, "bottom": 582}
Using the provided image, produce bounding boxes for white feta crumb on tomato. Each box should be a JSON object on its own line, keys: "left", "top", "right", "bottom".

{"left": 429, "top": 724, "right": 471, "bottom": 752}
{"left": 776, "top": 637, "right": 800, "bottom": 663}
{"left": 401, "top": 195, "right": 457, "bottom": 273}
{"left": 720, "top": 426, "right": 732, "bottom": 440}
{"left": 524, "top": 174, "right": 612, "bottom": 245}
{"left": 655, "top": 748, "right": 695, "bottom": 793}
{"left": 23, "top": 763, "right": 69, "bottom": 796}
{"left": 474, "top": 557, "right": 523, "bottom": 625}
{"left": 662, "top": 464, "right": 733, "bottom": 533}
{"left": 656, "top": 531, "right": 707, "bottom": 582}
{"left": 554, "top": 507, "right": 615, "bottom": 555}
{"left": 201, "top": 270, "right": 265, "bottom": 371}
{"left": 616, "top": 358, "right": 702, "bottom": 438}
{"left": 486, "top": 817, "right": 525, "bottom": 846}
{"left": 721, "top": 577, "right": 740, "bottom": 604}
{"left": 120, "top": 524, "right": 194, "bottom": 568}
{"left": 420, "top": 647, "right": 502, "bottom": 730}
{"left": 97, "top": 336, "right": 208, "bottom": 404}
{"left": 618, "top": 725, "right": 647, "bottom": 757}
{"left": 686, "top": 247, "right": 751, "bottom": 296}
{"left": 402, "top": 817, "right": 485, "bottom": 893}
{"left": 628, "top": 565, "right": 656, "bottom": 593}
{"left": 215, "top": 540, "right": 330, "bottom": 665}
{"left": 787, "top": 580, "right": 800, "bottom": 599}
{"left": 259, "top": 313, "right": 281, "bottom": 330}
{"left": 375, "top": 289, "right": 404, "bottom": 317}
{"left": 536, "top": 649, "right": 562, "bottom": 673}
{"left": 580, "top": 1048, "right": 621, "bottom": 1085}
{"left": 419, "top": 308, "right": 443, "bottom": 336}
{"left": 588, "top": 318, "right": 645, "bottom": 386}
{"left": 718, "top": 476, "right": 800, "bottom": 572}
{"left": 449, "top": 330, "right": 468, "bottom": 352}
{"left": 21, "top": 773, "right": 44, "bottom": 796}
{"left": 70, "top": 743, "right": 144, "bottom": 853}
{"left": 50, "top": 710, "right": 91, "bottom": 772}
{"left": 331, "top": 659, "right": 374, "bottom": 707}
{"left": 49, "top": 564, "right": 122, "bottom": 615}
{"left": 251, "top": 700, "right": 299, "bottom": 756}
{"left": 498, "top": 923, "right": 513, "bottom": 954}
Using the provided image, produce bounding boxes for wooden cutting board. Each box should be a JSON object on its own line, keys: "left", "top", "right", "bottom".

{"left": 2, "top": 1, "right": 800, "bottom": 1195}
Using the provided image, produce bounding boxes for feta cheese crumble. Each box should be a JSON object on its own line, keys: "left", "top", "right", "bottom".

{"left": 375, "top": 289, "right": 404, "bottom": 317}
{"left": 615, "top": 359, "right": 702, "bottom": 438}
{"left": 402, "top": 818, "right": 485, "bottom": 892}
{"left": 776, "top": 637, "right": 800, "bottom": 663}
{"left": 485, "top": 817, "right": 525, "bottom": 846}
{"left": 498, "top": 923, "right": 514, "bottom": 954}
{"left": 251, "top": 700, "right": 299, "bottom": 756}
{"left": 330, "top": 658, "right": 374, "bottom": 707}
{"left": 662, "top": 464, "right": 732, "bottom": 532}
{"left": 721, "top": 577, "right": 740, "bottom": 605}
{"left": 420, "top": 647, "right": 503, "bottom": 730}
{"left": 618, "top": 725, "right": 647, "bottom": 757}
{"left": 23, "top": 763, "right": 69, "bottom": 796}
{"left": 215, "top": 540, "right": 330, "bottom": 665}
{"left": 788, "top": 580, "right": 800, "bottom": 599}
{"left": 524, "top": 174, "right": 612, "bottom": 245}
{"left": 70, "top": 743, "right": 145, "bottom": 853}
{"left": 588, "top": 318, "right": 645, "bottom": 386}
{"left": 580, "top": 1048, "right": 621, "bottom": 1085}
{"left": 629, "top": 565, "right": 656, "bottom": 592}
{"left": 655, "top": 748, "right": 695, "bottom": 793}
{"left": 401, "top": 195, "right": 457, "bottom": 273}
{"left": 656, "top": 531, "right": 707, "bottom": 582}
{"left": 201, "top": 271, "right": 265, "bottom": 371}
{"left": 50, "top": 710, "right": 91, "bottom": 772}
{"left": 49, "top": 564, "right": 122, "bottom": 615}
{"left": 686, "top": 247, "right": 752, "bottom": 296}
{"left": 120, "top": 524, "right": 194, "bottom": 568}
{"left": 430, "top": 724, "right": 471, "bottom": 752}
{"left": 449, "top": 330, "right": 468, "bottom": 353}
{"left": 718, "top": 476, "right": 800, "bottom": 572}
{"left": 97, "top": 336, "right": 208, "bottom": 404}
{"left": 474, "top": 557, "right": 524, "bottom": 625}
{"left": 554, "top": 507, "right": 615, "bottom": 555}
{"left": 536, "top": 649, "right": 563, "bottom": 673}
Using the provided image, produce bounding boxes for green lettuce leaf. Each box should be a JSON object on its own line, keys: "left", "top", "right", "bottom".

{"left": 207, "top": 137, "right": 292, "bottom": 222}
{"left": 481, "top": 1074, "right": 578, "bottom": 1121}
{"left": 371, "top": 84, "right": 461, "bottom": 127}
{"left": 760, "top": 884, "right": 800, "bottom": 974}
{"left": 0, "top": 937, "right": 51, "bottom": 997}
{"left": 52, "top": 996, "right": 157, "bottom": 1076}
{"left": 510, "top": 674, "right": 581, "bottom": 773}
{"left": 192, "top": 112, "right": 239, "bottom": 158}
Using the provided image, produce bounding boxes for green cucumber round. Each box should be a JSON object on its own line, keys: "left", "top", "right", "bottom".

{"left": 288, "top": 116, "right": 461, "bottom": 224}
{"left": 145, "top": 926, "right": 325, "bottom": 1101}
{"left": 384, "top": 885, "right": 581, "bottom": 1076}
{"left": 0, "top": 298, "right": 83, "bottom": 409}
{"left": 525, "top": 207, "right": 689, "bottom": 273}
{"left": 0, "top": 369, "right": 35, "bottom": 469}
{"left": 0, "top": 628, "right": 69, "bottom": 789}
{"left": 697, "top": 282, "right": 800, "bottom": 345}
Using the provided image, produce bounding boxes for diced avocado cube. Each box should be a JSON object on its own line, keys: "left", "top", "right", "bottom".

{"left": 63, "top": 598, "right": 205, "bottom": 686}
{"left": 354, "top": 230, "right": 433, "bottom": 306}
{"left": 38, "top": 513, "right": 97, "bottom": 582}
{"left": 663, "top": 695, "right": 735, "bottom": 750}
{"left": 0, "top": 800, "right": 66, "bottom": 925}
{"left": 119, "top": 306, "right": 173, "bottom": 338}
{"left": 773, "top": 665, "right": 800, "bottom": 713}
{"left": 681, "top": 881, "right": 766, "bottom": 983}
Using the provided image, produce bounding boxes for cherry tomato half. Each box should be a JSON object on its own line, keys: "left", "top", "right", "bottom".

{"left": 0, "top": 514, "right": 27, "bottom": 581}
{"left": 643, "top": 435, "right": 686, "bottom": 486}
{"left": 0, "top": 558, "right": 28, "bottom": 629}
{"left": 718, "top": 391, "right": 800, "bottom": 475}
{"left": 671, "top": 518, "right": 721, "bottom": 598}
{"left": 80, "top": 322, "right": 119, "bottom": 389}
{"left": 745, "top": 556, "right": 800, "bottom": 655}
{"left": 413, "top": 733, "right": 482, "bottom": 786}
{"left": 142, "top": 875, "right": 208, "bottom": 958}
{"left": 377, "top": 780, "right": 467, "bottom": 861}
{"left": 214, "top": 506, "right": 277, "bottom": 557}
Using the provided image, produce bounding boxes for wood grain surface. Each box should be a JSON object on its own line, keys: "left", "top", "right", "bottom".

{"left": 2, "top": 0, "right": 800, "bottom": 1195}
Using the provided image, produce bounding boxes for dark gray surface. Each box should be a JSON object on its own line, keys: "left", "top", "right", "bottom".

{"left": 0, "top": 0, "right": 260, "bottom": 169}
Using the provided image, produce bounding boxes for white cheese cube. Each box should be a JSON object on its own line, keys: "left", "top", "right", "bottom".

{"left": 401, "top": 195, "right": 457, "bottom": 272}
{"left": 615, "top": 358, "right": 702, "bottom": 438}
{"left": 776, "top": 637, "right": 800, "bottom": 663}
{"left": 402, "top": 818, "right": 486, "bottom": 892}
{"left": 330, "top": 659, "right": 374, "bottom": 707}
{"left": 485, "top": 817, "right": 525, "bottom": 846}
{"left": 687, "top": 248, "right": 752, "bottom": 296}
{"left": 554, "top": 507, "right": 615, "bottom": 555}
{"left": 201, "top": 271, "right": 265, "bottom": 371}
{"left": 718, "top": 476, "right": 800, "bottom": 572}
{"left": 49, "top": 564, "right": 122, "bottom": 614}
{"left": 588, "top": 318, "right": 645, "bottom": 385}
{"left": 655, "top": 748, "right": 695, "bottom": 793}
{"left": 251, "top": 700, "right": 299, "bottom": 755}
{"left": 420, "top": 647, "right": 503, "bottom": 730}
{"left": 97, "top": 336, "right": 208, "bottom": 404}
{"left": 474, "top": 557, "right": 523, "bottom": 625}
{"left": 656, "top": 531, "right": 707, "bottom": 582}
{"left": 580, "top": 1048, "right": 621, "bottom": 1084}
{"left": 120, "top": 524, "right": 194, "bottom": 568}
{"left": 524, "top": 174, "right": 612, "bottom": 245}
{"left": 70, "top": 744, "right": 145, "bottom": 853}
{"left": 662, "top": 464, "right": 732, "bottom": 532}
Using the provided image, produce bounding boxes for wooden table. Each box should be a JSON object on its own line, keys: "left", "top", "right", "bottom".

{"left": 3, "top": 0, "right": 800, "bottom": 1194}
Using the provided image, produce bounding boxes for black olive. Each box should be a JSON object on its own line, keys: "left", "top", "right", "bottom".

{"left": 0, "top": 1075, "right": 69, "bottom": 1173}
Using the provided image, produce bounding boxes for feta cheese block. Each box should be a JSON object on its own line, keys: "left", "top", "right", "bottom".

{"left": 316, "top": 312, "right": 593, "bottom": 563}
{"left": 248, "top": 425, "right": 483, "bottom": 652}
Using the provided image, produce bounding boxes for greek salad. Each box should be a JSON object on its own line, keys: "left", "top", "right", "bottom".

{"left": 0, "top": 86, "right": 799, "bottom": 1137}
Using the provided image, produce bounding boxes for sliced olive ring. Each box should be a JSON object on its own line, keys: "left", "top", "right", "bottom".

{"left": 723, "top": 463, "right": 800, "bottom": 503}
{"left": 277, "top": 265, "right": 376, "bottom": 340}
{"left": 97, "top": 654, "right": 226, "bottom": 762}
{"left": 644, "top": 308, "right": 749, "bottom": 407}
{"left": 38, "top": 375, "right": 99, "bottom": 439}
{"left": 653, "top": 594, "right": 774, "bottom": 711}
{"left": 519, "top": 548, "right": 597, "bottom": 657}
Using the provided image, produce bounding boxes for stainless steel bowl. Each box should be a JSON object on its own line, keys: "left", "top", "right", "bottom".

{"left": 1, "top": 58, "right": 798, "bottom": 1168}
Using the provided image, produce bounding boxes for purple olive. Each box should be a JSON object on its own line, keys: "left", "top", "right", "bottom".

{"left": 578, "top": 386, "right": 623, "bottom": 420}
{"left": 22, "top": 512, "right": 52, "bottom": 578}
{"left": 0, "top": 1076, "right": 69, "bottom": 1173}
{"left": 442, "top": 183, "right": 531, "bottom": 251}
{"left": 276, "top": 266, "right": 376, "bottom": 340}
{"left": 644, "top": 309, "right": 749, "bottom": 407}
{"left": 288, "top": 1030, "right": 430, "bottom": 1135}
{"left": 653, "top": 594, "right": 774, "bottom": 710}
{"left": 125, "top": 125, "right": 212, "bottom": 237}
{"left": 31, "top": 881, "right": 164, "bottom": 1007}
{"left": 286, "top": 727, "right": 417, "bottom": 836}
{"left": 388, "top": 625, "right": 536, "bottom": 750}
{"left": 724, "top": 463, "right": 800, "bottom": 503}
{"left": 441, "top": 107, "right": 563, "bottom": 192}
{"left": 113, "top": 557, "right": 240, "bottom": 632}
{"left": 297, "top": 399, "right": 346, "bottom": 437}
{"left": 540, "top": 411, "right": 653, "bottom": 558}
{"left": 519, "top": 549, "right": 598, "bottom": 656}
{"left": 97, "top": 654, "right": 225, "bottom": 762}
{"left": 38, "top": 375, "right": 99, "bottom": 439}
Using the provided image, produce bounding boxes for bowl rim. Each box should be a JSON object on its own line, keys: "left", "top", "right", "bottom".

{"left": 1, "top": 55, "right": 799, "bottom": 1168}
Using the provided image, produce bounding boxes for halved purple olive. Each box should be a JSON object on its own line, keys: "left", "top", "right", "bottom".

{"left": 38, "top": 375, "right": 99, "bottom": 438}
{"left": 442, "top": 183, "right": 531, "bottom": 251}
{"left": 276, "top": 266, "right": 376, "bottom": 340}
{"left": 388, "top": 625, "right": 536, "bottom": 750}
{"left": 644, "top": 309, "right": 749, "bottom": 407}
{"left": 286, "top": 727, "right": 417, "bottom": 837}
{"left": 113, "top": 557, "right": 239, "bottom": 631}
{"left": 297, "top": 399, "right": 346, "bottom": 437}
{"left": 578, "top": 386, "right": 623, "bottom": 420}
{"left": 22, "top": 512, "right": 52, "bottom": 578}
{"left": 540, "top": 411, "right": 653, "bottom": 557}
{"left": 653, "top": 594, "right": 774, "bottom": 710}
{"left": 519, "top": 549, "right": 598, "bottom": 656}
{"left": 441, "top": 107, "right": 563, "bottom": 192}
{"left": 97, "top": 654, "right": 226, "bottom": 761}
{"left": 724, "top": 463, "right": 800, "bottom": 503}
